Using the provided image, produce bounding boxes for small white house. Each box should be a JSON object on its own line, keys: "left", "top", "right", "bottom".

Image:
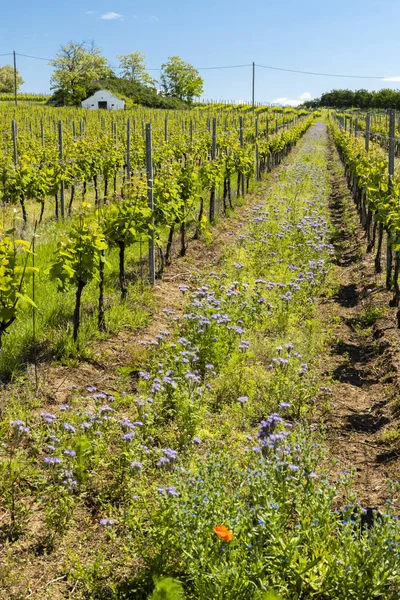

{"left": 81, "top": 90, "right": 125, "bottom": 110}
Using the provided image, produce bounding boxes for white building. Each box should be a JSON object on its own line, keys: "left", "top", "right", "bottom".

{"left": 81, "top": 90, "right": 125, "bottom": 110}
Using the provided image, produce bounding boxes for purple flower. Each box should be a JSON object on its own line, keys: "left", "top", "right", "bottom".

{"left": 139, "top": 371, "right": 150, "bottom": 380}
{"left": 87, "top": 386, "right": 97, "bottom": 393}
{"left": 121, "top": 432, "right": 134, "bottom": 441}
{"left": 192, "top": 436, "right": 202, "bottom": 444}
{"left": 63, "top": 449, "right": 76, "bottom": 457}
{"left": 41, "top": 412, "right": 57, "bottom": 423}
{"left": 63, "top": 423, "right": 76, "bottom": 433}
{"left": 279, "top": 402, "right": 291, "bottom": 411}
{"left": 99, "top": 518, "right": 114, "bottom": 526}
{"left": 44, "top": 456, "right": 62, "bottom": 464}
{"left": 237, "top": 396, "right": 248, "bottom": 404}
{"left": 166, "top": 485, "right": 179, "bottom": 497}
{"left": 130, "top": 461, "right": 143, "bottom": 470}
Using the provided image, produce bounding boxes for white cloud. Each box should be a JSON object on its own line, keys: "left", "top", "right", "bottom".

{"left": 149, "top": 15, "right": 158, "bottom": 22}
{"left": 299, "top": 92, "right": 312, "bottom": 100}
{"left": 101, "top": 11, "right": 122, "bottom": 20}
{"left": 383, "top": 76, "right": 400, "bottom": 82}
{"left": 272, "top": 92, "right": 313, "bottom": 106}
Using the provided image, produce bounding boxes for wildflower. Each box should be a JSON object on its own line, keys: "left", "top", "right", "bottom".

{"left": 44, "top": 456, "right": 62, "bottom": 464}
{"left": 63, "top": 449, "right": 76, "bottom": 457}
{"left": 130, "top": 461, "right": 143, "bottom": 470}
{"left": 63, "top": 423, "right": 76, "bottom": 433}
{"left": 41, "top": 412, "right": 57, "bottom": 423}
{"left": 213, "top": 525, "right": 233, "bottom": 542}
{"left": 192, "top": 436, "right": 202, "bottom": 444}
{"left": 237, "top": 396, "right": 248, "bottom": 405}
{"left": 121, "top": 432, "right": 134, "bottom": 441}
{"left": 99, "top": 518, "right": 114, "bottom": 526}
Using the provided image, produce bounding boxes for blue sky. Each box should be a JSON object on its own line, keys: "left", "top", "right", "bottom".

{"left": 2, "top": 0, "right": 400, "bottom": 104}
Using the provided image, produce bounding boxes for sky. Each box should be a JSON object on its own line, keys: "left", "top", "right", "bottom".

{"left": 2, "top": 0, "right": 400, "bottom": 104}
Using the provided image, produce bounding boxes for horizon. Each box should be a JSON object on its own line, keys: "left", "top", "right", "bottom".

{"left": 2, "top": 0, "right": 400, "bottom": 105}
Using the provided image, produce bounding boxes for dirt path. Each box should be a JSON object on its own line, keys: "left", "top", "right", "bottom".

{"left": 323, "top": 131, "right": 400, "bottom": 510}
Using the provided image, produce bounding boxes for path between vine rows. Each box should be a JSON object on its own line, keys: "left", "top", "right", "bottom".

{"left": 20, "top": 123, "right": 400, "bottom": 511}
{"left": 322, "top": 130, "right": 400, "bottom": 510}
{"left": 35, "top": 140, "right": 305, "bottom": 406}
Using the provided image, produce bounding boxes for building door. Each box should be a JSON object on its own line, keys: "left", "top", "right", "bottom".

{"left": 98, "top": 101, "right": 107, "bottom": 109}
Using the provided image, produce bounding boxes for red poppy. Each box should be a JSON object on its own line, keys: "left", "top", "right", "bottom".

{"left": 213, "top": 524, "right": 233, "bottom": 542}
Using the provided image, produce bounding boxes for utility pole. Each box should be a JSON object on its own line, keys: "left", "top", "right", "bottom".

{"left": 13, "top": 50, "right": 18, "bottom": 107}
{"left": 252, "top": 62, "right": 255, "bottom": 110}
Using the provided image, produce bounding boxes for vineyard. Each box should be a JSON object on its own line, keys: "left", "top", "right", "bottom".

{"left": 0, "top": 104, "right": 311, "bottom": 377}
{"left": 1, "top": 105, "right": 400, "bottom": 600}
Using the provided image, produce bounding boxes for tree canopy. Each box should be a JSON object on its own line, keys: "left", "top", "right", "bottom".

{"left": 0, "top": 65, "right": 24, "bottom": 93}
{"left": 303, "top": 88, "right": 400, "bottom": 110}
{"left": 117, "top": 52, "right": 155, "bottom": 87}
{"left": 160, "top": 56, "right": 203, "bottom": 103}
{"left": 50, "top": 42, "right": 113, "bottom": 105}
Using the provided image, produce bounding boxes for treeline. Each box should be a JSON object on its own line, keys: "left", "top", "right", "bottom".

{"left": 303, "top": 88, "right": 400, "bottom": 110}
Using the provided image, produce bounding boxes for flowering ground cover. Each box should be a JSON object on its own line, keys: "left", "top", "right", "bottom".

{"left": 1, "top": 123, "right": 400, "bottom": 599}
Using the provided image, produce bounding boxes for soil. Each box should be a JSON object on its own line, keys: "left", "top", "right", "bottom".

{"left": 322, "top": 130, "right": 400, "bottom": 511}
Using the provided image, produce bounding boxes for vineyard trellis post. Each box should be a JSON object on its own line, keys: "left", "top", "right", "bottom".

{"left": 255, "top": 116, "right": 260, "bottom": 181}
{"left": 386, "top": 109, "right": 396, "bottom": 289}
{"left": 126, "top": 118, "right": 131, "bottom": 182}
{"left": 146, "top": 123, "right": 155, "bottom": 286}
{"left": 58, "top": 121, "right": 65, "bottom": 219}
{"left": 365, "top": 113, "right": 371, "bottom": 152}
{"left": 11, "top": 120, "right": 18, "bottom": 166}
{"left": 209, "top": 117, "right": 217, "bottom": 222}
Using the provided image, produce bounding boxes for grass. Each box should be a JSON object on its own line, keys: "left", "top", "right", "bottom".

{"left": 1, "top": 123, "right": 400, "bottom": 599}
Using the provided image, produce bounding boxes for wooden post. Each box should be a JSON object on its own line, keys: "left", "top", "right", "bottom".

{"left": 252, "top": 62, "right": 255, "bottom": 110}
{"left": 126, "top": 118, "right": 131, "bottom": 182}
{"left": 12, "top": 120, "right": 18, "bottom": 165}
{"left": 365, "top": 113, "right": 371, "bottom": 152}
{"left": 387, "top": 109, "right": 396, "bottom": 289}
{"left": 58, "top": 121, "right": 65, "bottom": 219}
{"left": 209, "top": 117, "right": 217, "bottom": 222}
{"left": 146, "top": 124, "right": 155, "bottom": 285}
{"left": 13, "top": 51, "right": 18, "bottom": 107}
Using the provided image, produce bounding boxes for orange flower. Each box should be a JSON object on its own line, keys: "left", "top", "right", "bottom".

{"left": 213, "top": 524, "right": 233, "bottom": 542}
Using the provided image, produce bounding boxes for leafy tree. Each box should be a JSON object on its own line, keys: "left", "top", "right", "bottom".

{"left": 117, "top": 52, "right": 155, "bottom": 87}
{"left": 160, "top": 56, "right": 203, "bottom": 103}
{"left": 50, "top": 42, "right": 113, "bottom": 105}
{"left": 0, "top": 65, "right": 24, "bottom": 93}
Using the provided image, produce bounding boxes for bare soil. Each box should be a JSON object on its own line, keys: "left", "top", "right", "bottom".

{"left": 322, "top": 131, "right": 400, "bottom": 510}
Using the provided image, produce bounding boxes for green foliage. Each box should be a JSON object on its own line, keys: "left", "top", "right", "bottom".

{"left": 0, "top": 230, "right": 36, "bottom": 347}
{"left": 49, "top": 206, "right": 107, "bottom": 291}
{"left": 305, "top": 87, "right": 400, "bottom": 110}
{"left": 0, "top": 65, "right": 24, "bottom": 93}
{"left": 50, "top": 42, "right": 113, "bottom": 105}
{"left": 149, "top": 577, "right": 185, "bottom": 600}
{"left": 161, "top": 56, "right": 204, "bottom": 103}
{"left": 117, "top": 51, "right": 156, "bottom": 87}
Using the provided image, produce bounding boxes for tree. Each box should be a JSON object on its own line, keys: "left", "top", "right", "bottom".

{"left": 160, "top": 56, "right": 203, "bottom": 103}
{"left": 0, "top": 65, "right": 23, "bottom": 93}
{"left": 117, "top": 52, "right": 155, "bottom": 87}
{"left": 50, "top": 42, "right": 113, "bottom": 105}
